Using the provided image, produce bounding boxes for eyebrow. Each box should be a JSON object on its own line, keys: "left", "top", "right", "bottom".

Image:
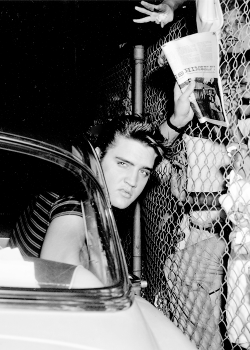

{"left": 115, "top": 157, "right": 153, "bottom": 171}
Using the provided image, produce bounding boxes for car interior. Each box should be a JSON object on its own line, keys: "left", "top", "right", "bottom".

{"left": 0, "top": 147, "right": 119, "bottom": 289}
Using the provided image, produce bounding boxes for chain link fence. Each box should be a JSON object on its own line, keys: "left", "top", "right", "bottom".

{"left": 87, "top": 56, "right": 132, "bottom": 146}
{"left": 87, "top": 53, "right": 134, "bottom": 270}
{"left": 91, "top": 1, "right": 250, "bottom": 349}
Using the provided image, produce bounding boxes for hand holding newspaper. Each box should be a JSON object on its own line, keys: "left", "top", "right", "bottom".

{"left": 162, "top": 32, "right": 228, "bottom": 127}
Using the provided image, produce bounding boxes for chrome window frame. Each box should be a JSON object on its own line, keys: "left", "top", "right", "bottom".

{"left": 0, "top": 133, "right": 133, "bottom": 312}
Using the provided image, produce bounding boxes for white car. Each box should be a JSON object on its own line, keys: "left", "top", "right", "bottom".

{"left": 0, "top": 130, "right": 195, "bottom": 350}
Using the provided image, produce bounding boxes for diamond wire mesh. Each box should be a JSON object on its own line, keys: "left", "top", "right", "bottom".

{"left": 219, "top": 2, "right": 250, "bottom": 349}
{"left": 91, "top": 1, "right": 250, "bottom": 349}
{"left": 142, "top": 1, "right": 250, "bottom": 350}
{"left": 99, "top": 58, "right": 132, "bottom": 119}
{"left": 88, "top": 55, "right": 134, "bottom": 268}
{"left": 86, "top": 56, "right": 132, "bottom": 146}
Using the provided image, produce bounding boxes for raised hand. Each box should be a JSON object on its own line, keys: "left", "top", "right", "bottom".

{"left": 173, "top": 80, "right": 196, "bottom": 128}
{"left": 133, "top": 1, "right": 174, "bottom": 28}
{"left": 159, "top": 79, "right": 195, "bottom": 143}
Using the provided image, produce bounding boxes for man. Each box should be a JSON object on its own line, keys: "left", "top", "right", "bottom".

{"left": 40, "top": 81, "right": 195, "bottom": 263}
{"left": 9, "top": 80, "right": 195, "bottom": 267}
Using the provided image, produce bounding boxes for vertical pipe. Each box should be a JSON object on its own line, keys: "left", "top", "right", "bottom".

{"left": 133, "top": 45, "right": 144, "bottom": 115}
{"left": 133, "top": 202, "right": 141, "bottom": 295}
{"left": 132, "top": 45, "right": 144, "bottom": 294}
{"left": 132, "top": 45, "right": 144, "bottom": 295}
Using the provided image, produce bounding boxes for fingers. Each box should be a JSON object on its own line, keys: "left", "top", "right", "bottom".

{"left": 133, "top": 5, "right": 154, "bottom": 24}
{"left": 174, "top": 80, "right": 195, "bottom": 102}
{"left": 134, "top": 2, "right": 173, "bottom": 28}
{"left": 157, "top": 51, "right": 167, "bottom": 67}
{"left": 134, "top": 6, "right": 152, "bottom": 16}
{"left": 161, "top": 20, "right": 166, "bottom": 28}
{"left": 182, "top": 80, "right": 196, "bottom": 99}
{"left": 140, "top": 1, "right": 159, "bottom": 11}
{"left": 141, "top": 1, "right": 167, "bottom": 13}
{"left": 227, "top": 142, "right": 240, "bottom": 152}
{"left": 227, "top": 142, "right": 248, "bottom": 152}
{"left": 141, "top": 1, "right": 161, "bottom": 12}
{"left": 133, "top": 16, "right": 153, "bottom": 24}
{"left": 173, "top": 82, "right": 182, "bottom": 101}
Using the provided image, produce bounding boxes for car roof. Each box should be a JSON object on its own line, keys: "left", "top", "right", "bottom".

{"left": 0, "top": 123, "right": 81, "bottom": 153}
{"left": 0, "top": 125, "right": 108, "bottom": 191}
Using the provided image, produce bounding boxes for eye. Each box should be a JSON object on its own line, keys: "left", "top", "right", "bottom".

{"left": 117, "top": 161, "right": 127, "bottom": 167}
{"left": 140, "top": 169, "right": 151, "bottom": 178}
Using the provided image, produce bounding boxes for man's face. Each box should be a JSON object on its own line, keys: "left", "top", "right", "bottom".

{"left": 222, "top": 8, "right": 250, "bottom": 53}
{"left": 99, "top": 136, "right": 157, "bottom": 209}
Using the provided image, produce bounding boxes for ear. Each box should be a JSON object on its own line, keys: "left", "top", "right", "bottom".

{"left": 95, "top": 147, "right": 101, "bottom": 159}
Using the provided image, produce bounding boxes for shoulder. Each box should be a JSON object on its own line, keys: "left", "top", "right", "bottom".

{"left": 49, "top": 194, "right": 82, "bottom": 220}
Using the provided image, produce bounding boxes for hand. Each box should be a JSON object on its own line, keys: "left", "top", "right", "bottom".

{"left": 227, "top": 142, "right": 250, "bottom": 179}
{"left": 133, "top": 1, "right": 174, "bottom": 28}
{"left": 230, "top": 201, "right": 250, "bottom": 228}
{"left": 230, "top": 228, "right": 250, "bottom": 255}
{"left": 158, "top": 50, "right": 168, "bottom": 67}
{"left": 172, "top": 80, "right": 195, "bottom": 128}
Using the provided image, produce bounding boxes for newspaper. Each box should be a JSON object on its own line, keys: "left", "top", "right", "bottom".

{"left": 162, "top": 32, "right": 228, "bottom": 127}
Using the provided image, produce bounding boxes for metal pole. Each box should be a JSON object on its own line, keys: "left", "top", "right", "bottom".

{"left": 132, "top": 46, "right": 144, "bottom": 295}
{"left": 133, "top": 45, "right": 144, "bottom": 115}
{"left": 133, "top": 202, "right": 141, "bottom": 278}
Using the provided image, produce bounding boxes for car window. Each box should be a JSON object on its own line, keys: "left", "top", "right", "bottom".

{"left": 0, "top": 148, "right": 120, "bottom": 290}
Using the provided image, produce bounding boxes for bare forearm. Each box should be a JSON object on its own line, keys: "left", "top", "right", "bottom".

{"left": 160, "top": 114, "right": 184, "bottom": 144}
{"left": 160, "top": 80, "right": 195, "bottom": 143}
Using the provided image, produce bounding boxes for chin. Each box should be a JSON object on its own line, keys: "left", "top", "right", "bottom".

{"left": 111, "top": 198, "right": 132, "bottom": 210}
{"left": 112, "top": 202, "right": 131, "bottom": 210}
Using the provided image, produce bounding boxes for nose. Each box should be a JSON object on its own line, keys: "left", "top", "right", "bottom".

{"left": 125, "top": 170, "right": 138, "bottom": 188}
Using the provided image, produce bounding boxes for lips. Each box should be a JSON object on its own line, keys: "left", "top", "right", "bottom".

{"left": 119, "top": 189, "right": 132, "bottom": 198}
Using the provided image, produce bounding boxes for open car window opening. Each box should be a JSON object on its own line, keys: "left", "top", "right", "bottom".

{"left": 0, "top": 147, "right": 121, "bottom": 290}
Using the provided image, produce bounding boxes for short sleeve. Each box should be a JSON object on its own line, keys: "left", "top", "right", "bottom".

{"left": 50, "top": 195, "right": 82, "bottom": 221}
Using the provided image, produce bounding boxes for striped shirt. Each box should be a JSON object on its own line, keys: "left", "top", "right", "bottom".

{"left": 9, "top": 191, "right": 82, "bottom": 258}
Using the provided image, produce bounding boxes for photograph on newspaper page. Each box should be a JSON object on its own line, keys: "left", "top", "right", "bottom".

{"left": 162, "top": 32, "right": 228, "bottom": 127}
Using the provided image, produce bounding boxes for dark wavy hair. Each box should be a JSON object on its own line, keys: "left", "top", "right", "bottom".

{"left": 96, "top": 115, "right": 165, "bottom": 169}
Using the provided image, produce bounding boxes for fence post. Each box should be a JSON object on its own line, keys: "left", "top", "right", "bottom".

{"left": 133, "top": 202, "right": 141, "bottom": 277}
{"left": 133, "top": 45, "right": 144, "bottom": 115}
{"left": 132, "top": 45, "right": 144, "bottom": 294}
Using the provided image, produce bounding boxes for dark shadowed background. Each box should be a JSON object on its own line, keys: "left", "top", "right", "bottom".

{"left": 0, "top": 0, "right": 195, "bottom": 140}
